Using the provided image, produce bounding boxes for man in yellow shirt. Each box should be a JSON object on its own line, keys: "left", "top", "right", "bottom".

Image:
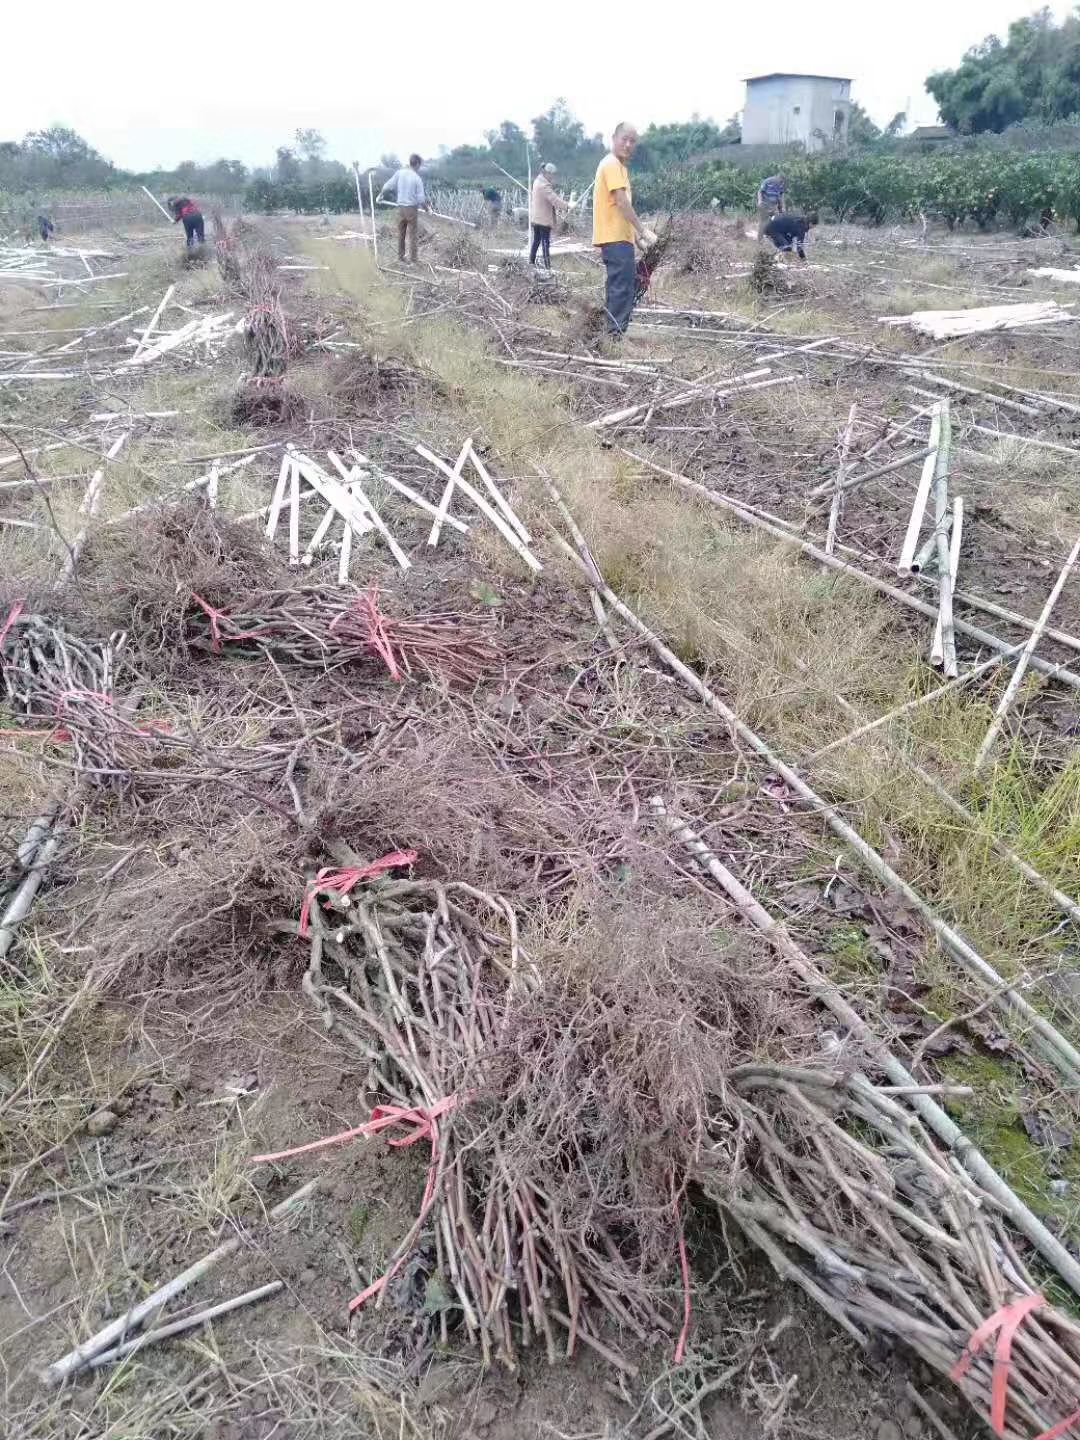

{"left": 592, "top": 123, "right": 656, "bottom": 336}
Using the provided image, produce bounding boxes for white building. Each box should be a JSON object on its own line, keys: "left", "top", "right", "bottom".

{"left": 742, "top": 73, "right": 852, "bottom": 152}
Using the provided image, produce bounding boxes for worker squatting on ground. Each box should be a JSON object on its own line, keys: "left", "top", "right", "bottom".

{"left": 529, "top": 164, "right": 568, "bottom": 269}
{"left": 764, "top": 211, "right": 818, "bottom": 261}
{"left": 592, "top": 124, "right": 657, "bottom": 337}
{"left": 378, "top": 155, "right": 431, "bottom": 264}
{"left": 169, "top": 197, "right": 205, "bottom": 246}
{"left": 756, "top": 172, "right": 786, "bottom": 239}
{"left": 482, "top": 187, "right": 502, "bottom": 229}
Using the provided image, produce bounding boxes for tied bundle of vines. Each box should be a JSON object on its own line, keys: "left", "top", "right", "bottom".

{"left": 706, "top": 1068, "right": 1080, "bottom": 1440}
{"left": 271, "top": 874, "right": 680, "bottom": 1372}
{"left": 187, "top": 585, "right": 499, "bottom": 687}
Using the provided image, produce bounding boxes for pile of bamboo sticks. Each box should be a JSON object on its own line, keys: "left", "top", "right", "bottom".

{"left": 879, "top": 301, "right": 1073, "bottom": 339}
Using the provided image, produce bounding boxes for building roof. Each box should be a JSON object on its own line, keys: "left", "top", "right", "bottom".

{"left": 909, "top": 125, "right": 952, "bottom": 139}
{"left": 744, "top": 72, "right": 852, "bottom": 84}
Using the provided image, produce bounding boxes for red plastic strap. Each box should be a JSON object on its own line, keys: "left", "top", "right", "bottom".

{"left": 251, "top": 1094, "right": 458, "bottom": 1314}
{"left": 1034, "top": 1407, "right": 1080, "bottom": 1440}
{"left": 329, "top": 587, "right": 402, "bottom": 681}
{"left": 0, "top": 600, "right": 24, "bottom": 648}
{"left": 298, "top": 849, "right": 418, "bottom": 935}
{"left": 952, "top": 1293, "right": 1045, "bottom": 1436}
{"left": 190, "top": 593, "right": 271, "bottom": 656}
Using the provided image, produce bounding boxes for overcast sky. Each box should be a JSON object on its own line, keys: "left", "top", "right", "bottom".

{"left": 2, "top": 3, "right": 1067, "bottom": 171}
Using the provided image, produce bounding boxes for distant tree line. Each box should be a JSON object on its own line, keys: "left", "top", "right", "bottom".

{"left": 928, "top": 7, "right": 1080, "bottom": 134}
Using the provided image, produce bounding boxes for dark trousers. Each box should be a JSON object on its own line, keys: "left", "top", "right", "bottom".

{"left": 600, "top": 241, "right": 636, "bottom": 334}
{"left": 397, "top": 205, "right": 419, "bottom": 262}
{"left": 182, "top": 213, "right": 205, "bottom": 246}
{"left": 529, "top": 223, "right": 552, "bottom": 267}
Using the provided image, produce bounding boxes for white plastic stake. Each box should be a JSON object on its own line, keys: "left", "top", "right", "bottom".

{"left": 425, "top": 438, "right": 471, "bottom": 547}
{"left": 266, "top": 454, "right": 291, "bottom": 540}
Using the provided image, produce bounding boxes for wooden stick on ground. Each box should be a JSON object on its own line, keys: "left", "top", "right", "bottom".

{"left": 347, "top": 449, "right": 470, "bottom": 534}
{"left": 56, "top": 432, "right": 129, "bottom": 585}
{"left": 88, "top": 1281, "right": 283, "bottom": 1369}
{"left": 825, "top": 402, "right": 858, "bottom": 557}
{"left": 418, "top": 443, "right": 542, "bottom": 572}
{"left": 41, "top": 1180, "right": 317, "bottom": 1386}
{"left": 929, "top": 402, "right": 957, "bottom": 676}
{"left": 973, "top": 532, "right": 1080, "bottom": 775}
{"left": 931, "top": 496, "right": 963, "bottom": 668}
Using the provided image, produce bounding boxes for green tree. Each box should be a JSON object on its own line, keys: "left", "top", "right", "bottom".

{"left": 530, "top": 99, "right": 603, "bottom": 177}
{"left": 846, "top": 103, "right": 882, "bottom": 145}
{"left": 927, "top": 9, "right": 1080, "bottom": 133}
{"left": 275, "top": 146, "right": 302, "bottom": 185}
{"left": 484, "top": 121, "right": 528, "bottom": 176}
{"left": 635, "top": 117, "right": 728, "bottom": 171}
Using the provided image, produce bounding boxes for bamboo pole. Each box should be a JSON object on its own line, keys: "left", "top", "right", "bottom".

{"left": 825, "top": 402, "right": 858, "bottom": 557}
{"left": 932, "top": 497, "right": 963, "bottom": 667}
{"left": 367, "top": 172, "right": 379, "bottom": 266}
{"left": 898, "top": 403, "right": 943, "bottom": 574}
{"left": 649, "top": 798, "right": 1080, "bottom": 1301}
{"left": 548, "top": 526, "right": 1080, "bottom": 1084}
{"left": 42, "top": 1182, "right": 317, "bottom": 1386}
{"left": 625, "top": 449, "right": 1080, "bottom": 692}
{"left": 911, "top": 511, "right": 950, "bottom": 576}
{"left": 88, "top": 1282, "right": 283, "bottom": 1369}
{"left": 973, "top": 534, "right": 1080, "bottom": 776}
{"left": 140, "top": 186, "right": 172, "bottom": 222}
{"left": 930, "top": 403, "right": 957, "bottom": 676}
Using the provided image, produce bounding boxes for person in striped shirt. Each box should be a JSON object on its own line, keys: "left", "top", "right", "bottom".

{"left": 756, "top": 173, "right": 786, "bottom": 240}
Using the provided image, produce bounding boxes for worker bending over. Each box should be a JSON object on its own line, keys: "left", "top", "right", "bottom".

{"left": 756, "top": 172, "right": 786, "bottom": 239}
{"left": 592, "top": 124, "right": 656, "bottom": 337}
{"left": 764, "top": 211, "right": 818, "bottom": 261}
{"left": 169, "top": 197, "right": 205, "bottom": 246}
{"left": 530, "top": 163, "right": 567, "bottom": 268}
{"left": 378, "top": 154, "right": 431, "bottom": 264}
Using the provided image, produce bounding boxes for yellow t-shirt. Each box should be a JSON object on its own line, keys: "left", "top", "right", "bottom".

{"left": 592, "top": 154, "right": 633, "bottom": 245}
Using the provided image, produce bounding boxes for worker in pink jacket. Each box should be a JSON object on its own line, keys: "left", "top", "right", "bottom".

{"left": 529, "top": 163, "right": 568, "bottom": 269}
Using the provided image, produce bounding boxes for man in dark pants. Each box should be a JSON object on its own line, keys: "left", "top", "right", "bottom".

{"left": 529, "top": 163, "right": 566, "bottom": 268}
{"left": 168, "top": 197, "right": 205, "bottom": 246}
{"left": 592, "top": 124, "right": 656, "bottom": 336}
{"left": 764, "top": 211, "right": 818, "bottom": 261}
